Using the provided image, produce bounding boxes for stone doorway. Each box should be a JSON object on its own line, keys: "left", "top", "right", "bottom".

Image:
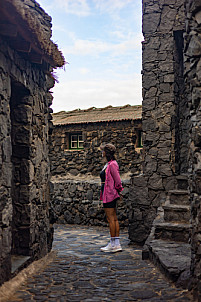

{"left": 10, "top": 80, "right": 31, "bottom": 257}
{"left": 173, "top": 30, "right": 189, "bottom": 175}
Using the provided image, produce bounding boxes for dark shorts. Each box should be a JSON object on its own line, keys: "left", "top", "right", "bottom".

{"left": 103, "top": 198, "right": 119, "bottom": 208}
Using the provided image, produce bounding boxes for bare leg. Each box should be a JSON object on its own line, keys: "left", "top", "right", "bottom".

{"left": 104, "top": 207, "right": 119, "bottom": 237}
{"left": 101, "top": 207, "right": 122, "bottom": 252}
{"left": 115, "top": 215, "right": 120, "bottom": 237}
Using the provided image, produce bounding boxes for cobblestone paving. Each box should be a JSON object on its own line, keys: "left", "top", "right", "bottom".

{"left": 9, "top": 225, "right": 193, "bottom": 301}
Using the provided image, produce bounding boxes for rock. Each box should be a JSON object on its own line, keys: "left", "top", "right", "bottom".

{"left": 195, "top": 10, "right": 201, "bottom": 24}
{"left": 187, "top": 34, "right": 201, "bottom": 57}
{"left": 86, "top": 190, "right": 93, "bottom": 201}
{"left": 176, "top": 269, "right": 191, "bottom": 288}
{"left": 159, "top": 6, "right": 177, "bottom": 31}
{"left": 148, "top": 174, "right": 163, "bottom": 190}
{"left": 143, "top": 74, "right": 157, "bottom": 90}
{"left": 193, "top": 126, "right": 201, "bottom": 147}
{"left": 69, "top": 184, "right": 77, "bottom": 193}
{"left": 74, "top": 214, "right": 81, "bottom": 224}
{"left": 129, "top": 222, "right": 149, "bottom": 245}
{"left": 143, "top": 13, "right": 160, "bottom": 34}
{"left": 69, "top": 169, "right": 79, "bottom": 176}
{"left": 129, "top": 185, "right": 149, "bottom": 206}
{"left": 14, "top": 105, "right": 32, "bottom": 124}
{"left": 64, "top": 211, "right": 73, "bottom": 223}
{"left": 164, "top": 74, "right": 174, "bottom": 83}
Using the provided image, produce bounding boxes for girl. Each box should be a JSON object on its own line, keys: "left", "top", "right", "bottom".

{"left": 100, "top": 143, "right": 123, "bottom": 252}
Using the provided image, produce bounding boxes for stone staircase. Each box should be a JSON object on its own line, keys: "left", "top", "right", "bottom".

{"left": 142, "top": 175, "right": 192, "bottom": 288}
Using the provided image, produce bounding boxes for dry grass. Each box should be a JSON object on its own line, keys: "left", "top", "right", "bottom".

{"left": 6, "top": 0, "right": 65, "bottom": 67}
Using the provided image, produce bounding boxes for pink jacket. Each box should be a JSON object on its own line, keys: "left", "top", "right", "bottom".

{"left": 100, "top": 160, "right": 123, "bottom": 203}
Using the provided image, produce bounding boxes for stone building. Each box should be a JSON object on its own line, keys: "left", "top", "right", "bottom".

{"left": 185, "top": 0, "right": 201, "bottom": 298}
{"left": 0, "top": 0, "right": 64, "bottom": 285}
{"left": 128, "top": 0, "right": 201, "bottom": 298}
{"left": 129, "top": 0, "right": 188, "bottom": 244}
{"left": 50, "top": 105, "right": 142, "bottom": 177}
{"left": 49, "top": 105, "right": 141, "bottom": 232}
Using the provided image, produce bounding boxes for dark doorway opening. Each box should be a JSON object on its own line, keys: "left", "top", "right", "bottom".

{"left": 10, "top": 80, "right": 31, "bottom": 257}
{"left": 173, "top": 30, "right": 188, "bottom": 174}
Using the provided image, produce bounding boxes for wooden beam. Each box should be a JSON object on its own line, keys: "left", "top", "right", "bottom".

{"left": 41, "top": 60, "right": 50, "bottom": 71}
{"left": 10, "top": 38, "right": 31, "bottom": 53}
{"left": 0, "top": 23, "right": 17, "bottom": 37}
{"left": 29, "top": 50, "right": 43, "bottom": 64}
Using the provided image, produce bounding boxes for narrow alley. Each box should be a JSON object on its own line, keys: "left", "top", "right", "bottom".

{"left": 3, "top": 225, "right": 193, "bottom": 301}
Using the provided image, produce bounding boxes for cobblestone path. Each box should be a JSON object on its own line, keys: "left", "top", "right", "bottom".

{"left": 8, "top": 225, "right": 192, "bottom": 301}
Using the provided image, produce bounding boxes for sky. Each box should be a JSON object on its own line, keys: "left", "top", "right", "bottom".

{"left": 38, "top": 0, "right": 143, "bottom": 113}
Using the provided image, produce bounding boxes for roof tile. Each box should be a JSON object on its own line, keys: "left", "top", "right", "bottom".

{"left": 52, "top": 105, "right": 142, "bottom": 125}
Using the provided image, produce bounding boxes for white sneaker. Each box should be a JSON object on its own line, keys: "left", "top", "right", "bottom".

{"left": 113, "top": 245, "right": 122, "bottom": 252}
{"left": 100, "top": 242, "right": 122, "bottom": 252}
{"left": 100, "top": 242, "right": 115, "bottom": 252}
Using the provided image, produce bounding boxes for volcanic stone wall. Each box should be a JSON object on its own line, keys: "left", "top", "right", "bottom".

{"left": 50, "top": 178, "right": 130, "bottom": 228}
{"left": 128, "top": 0, "right": 186, "bottom": 245}
{"left": 50, "top": 120, "right": 142, "bottom": 177}
{"left": 184, "top": 0, "right": 201, "bottom": 298}
{"left": 0, "top": 36, "right": 53, "bottom": 284}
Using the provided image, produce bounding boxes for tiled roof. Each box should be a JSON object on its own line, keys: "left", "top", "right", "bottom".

{"left": 52, "top": 105, "right": 142, "bottom": 126}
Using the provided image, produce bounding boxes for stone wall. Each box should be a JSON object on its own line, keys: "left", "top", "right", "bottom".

{"left": 184, "top": 0, "right": 201, "bottom": 299}
{"left": 128, "top": 0, "right": 186, "bottom": 245}
{"left": 0, "top": 48, "right": 13, "bottom": 284}
{"left": 0, "top": 30, "right": 53, "bottom": 285}
{"left": 50, "top": 120, "right": 142, "bottom": 177}
{"left": 50, "top": 177, "right": 130, "bottom": 228}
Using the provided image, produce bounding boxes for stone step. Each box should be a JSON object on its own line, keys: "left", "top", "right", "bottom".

{"left": 176, "top": 175, "right": 189, "bottom": 190}
{"left": 143, "top": 239, "right": 191, "bottom": 288}
{"left": 168, "top": 190, "right": 189, "bottom": 205}
{"left": 163, "top": 204, "right": 191, "bottom": 223}
{"left": 154, "top": 222, "right": 191, "bottom": 243}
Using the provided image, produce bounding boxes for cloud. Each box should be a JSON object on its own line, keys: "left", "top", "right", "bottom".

{"left": 65, "top": 39, "right": 112, "bottom": 56}
{"left": 51, "top": 75, "right": 142, "bottom": 113}
{"left": 112, "top": 34, "right": 143, "bottom": 56}
{"left": 93, "top": 0, "right": 133, "bottom": 14}
{"left": 79, "top": 68, "right": 90, "bottom": 75}
{"left": 55, "top": 0, "right": 91, "bottom": 17}
{"left": 63, "top": 33, "right": 142, "bottom": 57}
{"left": 45, "top": 0, "right": 136, "bottom": 17}
{"left": 110, "top": 30, "right": 128, "bottom": 40}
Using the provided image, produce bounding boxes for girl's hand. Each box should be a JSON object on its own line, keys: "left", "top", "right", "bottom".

{"left": 119, "top": 193, "right": 123, "bottom": 201}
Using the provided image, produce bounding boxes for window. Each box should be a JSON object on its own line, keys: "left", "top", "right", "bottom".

{"left": 137, "top": 130, "right": 143, "bottom": 148}
{"left": 70, "top": 133, "right": 84, "bottom": 149}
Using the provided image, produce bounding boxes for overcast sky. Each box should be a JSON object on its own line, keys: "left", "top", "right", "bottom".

{"left": 38, "top": 0, "right": 143, "bottom": 113}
